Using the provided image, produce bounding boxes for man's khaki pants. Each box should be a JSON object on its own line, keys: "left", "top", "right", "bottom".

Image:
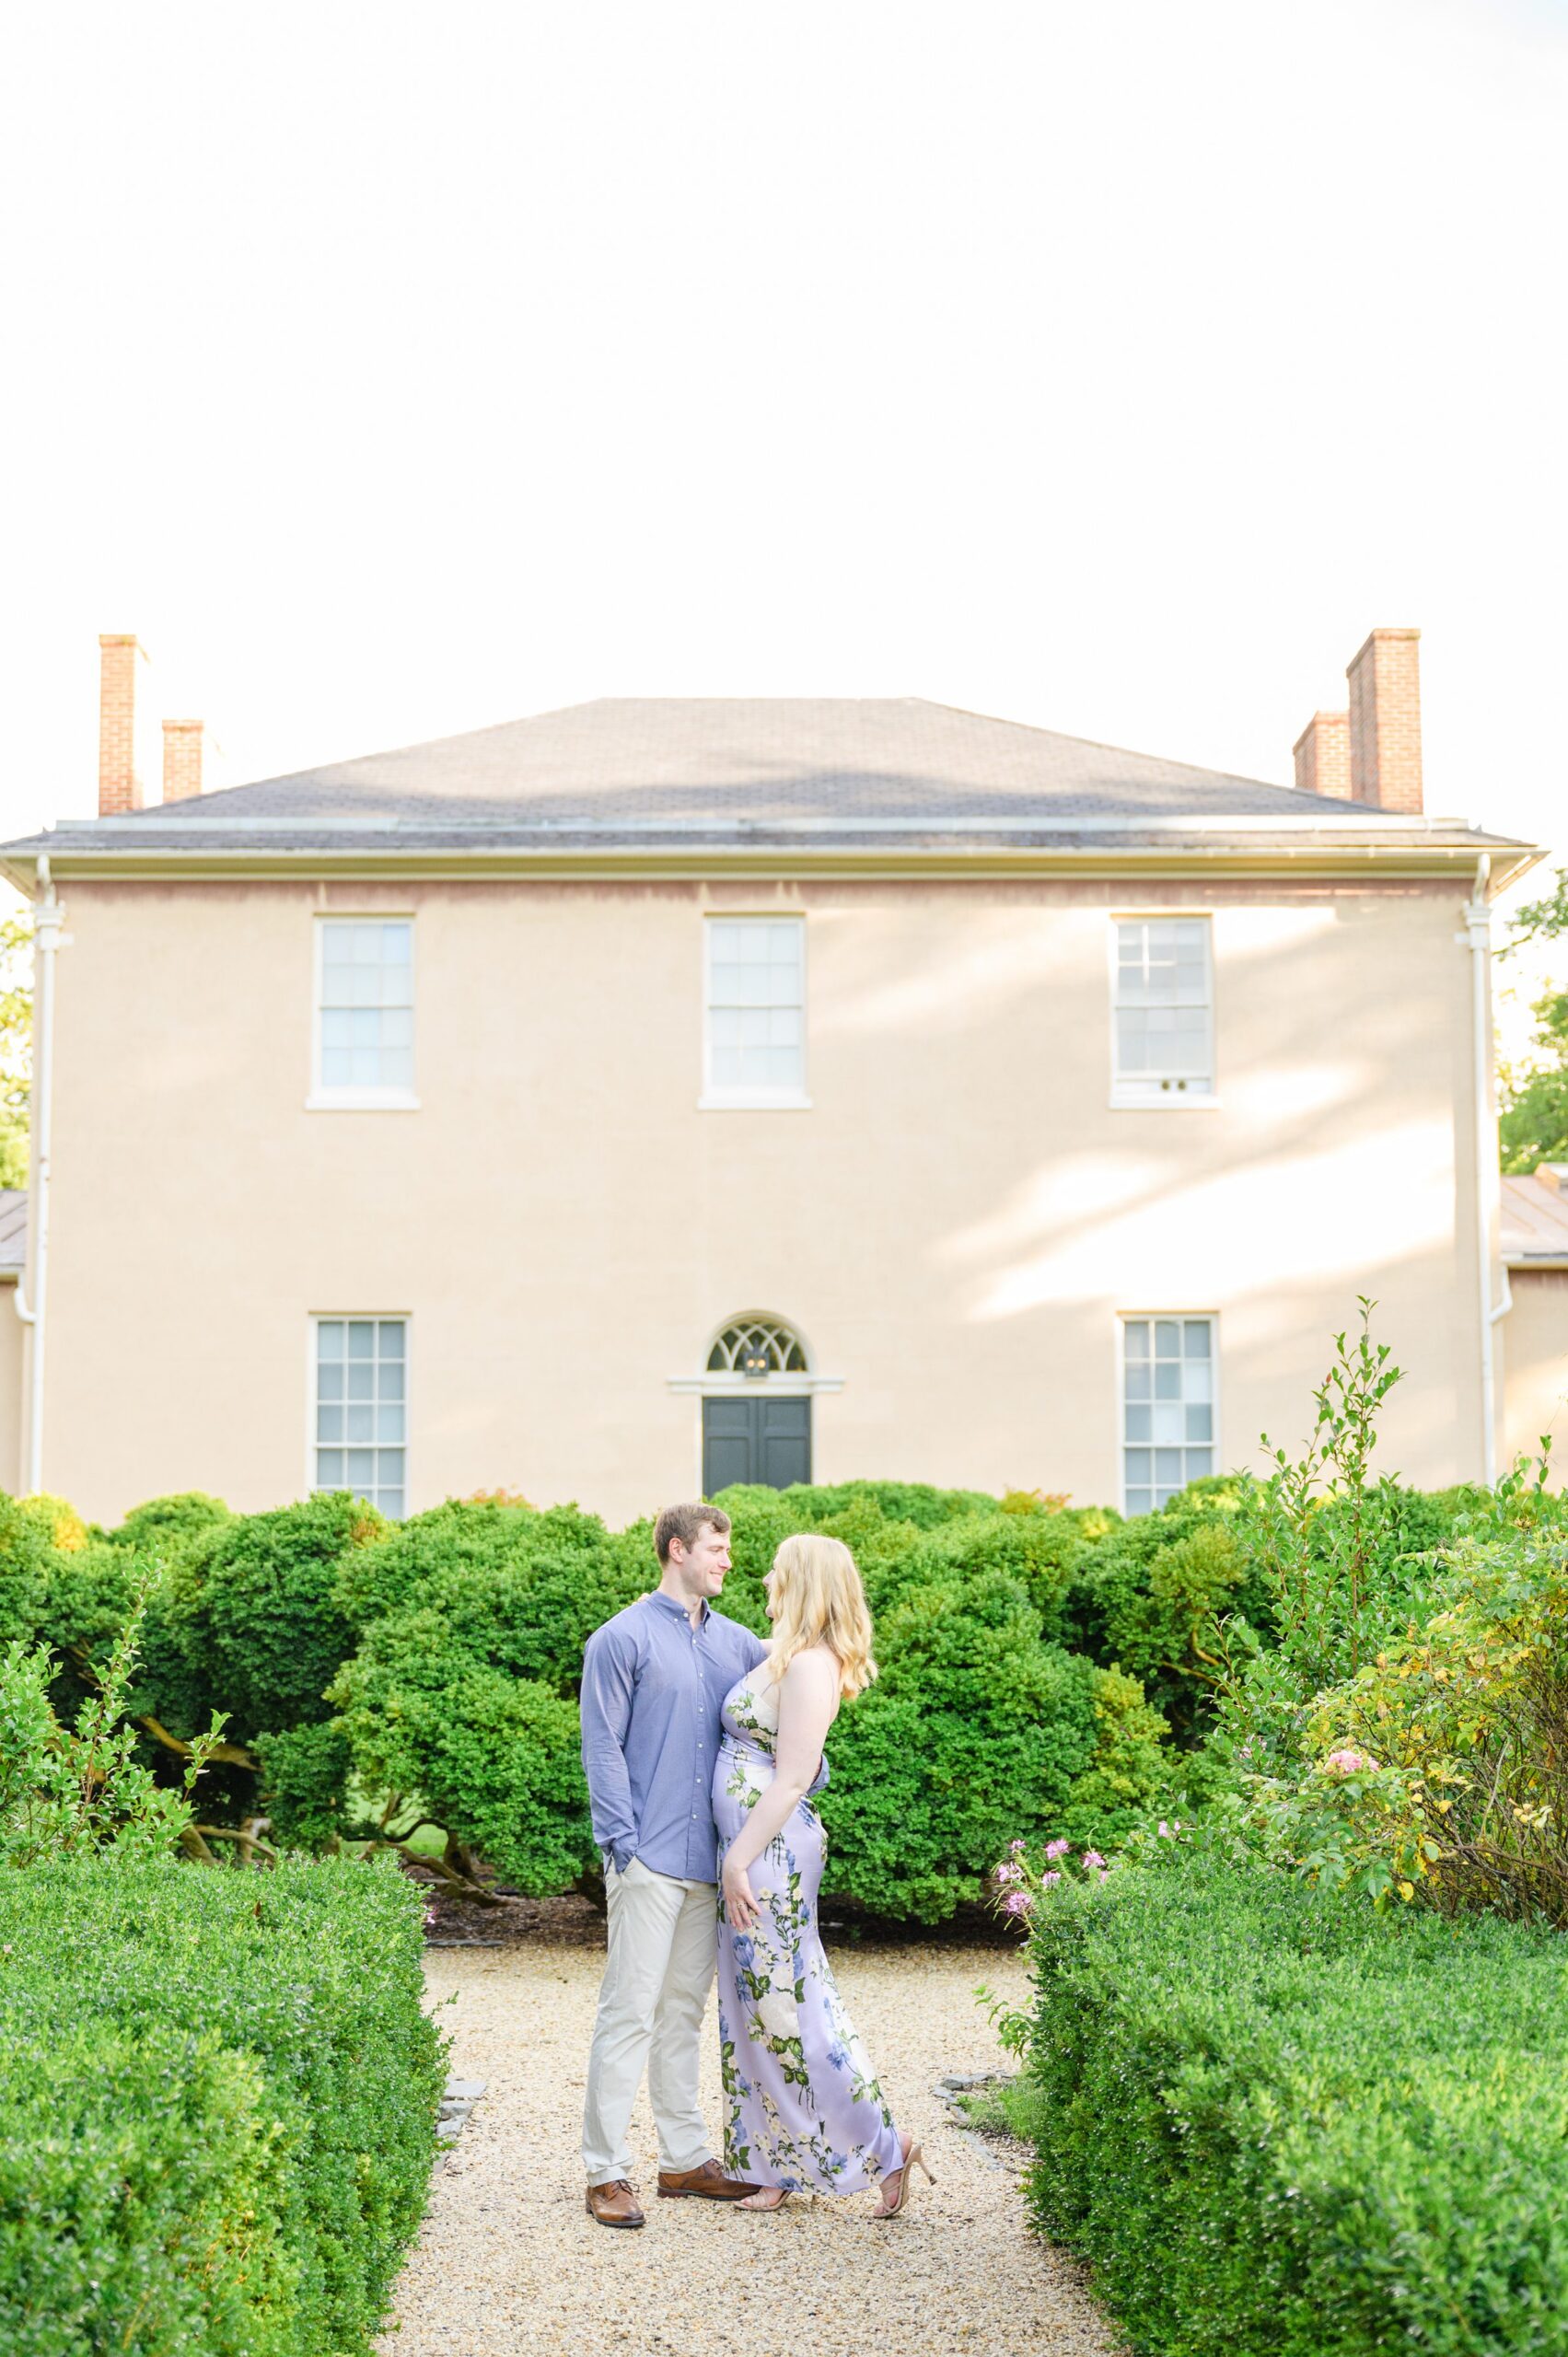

{"left": 582, "top": 1857, "right": 718, "bottom": 2188}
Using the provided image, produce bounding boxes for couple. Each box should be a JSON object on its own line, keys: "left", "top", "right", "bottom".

{"left": 578, "top": 1500, "right": 932, "bottom": 2225}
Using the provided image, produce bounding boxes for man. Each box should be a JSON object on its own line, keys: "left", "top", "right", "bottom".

{"left": 578, "top": 1501, "right": 768, "bottom": 2227}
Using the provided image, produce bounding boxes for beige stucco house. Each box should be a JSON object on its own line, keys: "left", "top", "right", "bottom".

{"left": 1497, "top": 1166, "right": 1568, "bottom": 1472}
{"left": 0, "top": 628, "right": 1550, "bottom": 1527}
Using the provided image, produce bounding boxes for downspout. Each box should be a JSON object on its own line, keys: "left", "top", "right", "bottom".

{"left": 1464, "top": 854, "right": 1502, "bottom": 1484}
{"left": 14, "top": 854, "right": 61, "bottom": 1494}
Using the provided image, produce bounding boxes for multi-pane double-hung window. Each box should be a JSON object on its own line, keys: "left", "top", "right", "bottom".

{"left": 1112, "top": 918, "right": 1214, "bottom": 1102}
{"left": 313, "top": 919, "right": 415, "bottom": 1105}
{"left": 1121, "top": 1317, "right": 1215, "bottom": 1515}
{"left": 703, "top": 917, "right": 807, "bottom": 1106}
{"left": 313, "top": 1318, "right": 406, "bottom": 1516}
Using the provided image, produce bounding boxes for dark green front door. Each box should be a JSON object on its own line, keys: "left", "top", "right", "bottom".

{"left": 703, "top": 1394, "right": 811, "bottom": 1492}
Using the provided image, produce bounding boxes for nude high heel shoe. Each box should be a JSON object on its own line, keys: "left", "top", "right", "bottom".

{"left": 874, "top": 2136, "right": 934, "bottom": 2219}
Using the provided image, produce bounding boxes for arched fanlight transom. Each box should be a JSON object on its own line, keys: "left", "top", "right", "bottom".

{"left": 706, "top": 1316, "right": 809, "bottom": 1379}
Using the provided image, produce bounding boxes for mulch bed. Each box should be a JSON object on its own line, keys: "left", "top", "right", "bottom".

{"left": 413, "top": 1869, "right": 1020, "bottom": 1953}
{"left": 414, "top": 1883, "right": 608, "bottom": 1949}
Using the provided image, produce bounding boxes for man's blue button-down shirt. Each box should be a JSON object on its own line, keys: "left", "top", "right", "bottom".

{"left": 580, "top": 1591, "right": 766, "bottom": 1883}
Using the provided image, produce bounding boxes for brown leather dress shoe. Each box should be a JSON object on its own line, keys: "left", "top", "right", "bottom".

{"left": 656, "top": 2158, "right": 761, "bottom": 2200}
{"left": 586, "top": 2178, "right": 645, "bottom": 2228}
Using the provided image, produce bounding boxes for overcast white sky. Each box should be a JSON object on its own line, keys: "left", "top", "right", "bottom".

{"left": 2, "top": 1, "right": 1563, "bottom": 1019}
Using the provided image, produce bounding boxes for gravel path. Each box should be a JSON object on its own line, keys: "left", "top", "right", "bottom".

{"left": 380, "top": 1928, "right": 1121, "bottom": 2357}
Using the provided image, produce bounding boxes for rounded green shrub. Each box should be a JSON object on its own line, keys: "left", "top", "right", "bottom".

{"left": 170, "top": 1493, "right": 387, "bottom": 1743}
{"left": 1063, "top": 1491, "right": 1264, "bottom": 1736}
{"left": 780, "top": 1478, "right": 1000, "bottom": 1530}
{"left": 335, "top": 1493, "right": 539, "bottom": 1628}
{"left": 0, "top": 1495, "right": 59, "bottom": 1649}
{"left": 820, "top": 1570, "right": 1120, "bottom": 1921}
{"left": 250, "top": 1720, "right": 362, "bottom": 1851}
{"left": 328, "top": 1503, "right": 647, "bottom": 1887}
{"left": 354, "top": 1658, "right": 589, "bottom": 1893}
{"left": 110, "top": 1491, "right": 233, "bottom": 1559}
{"left": 927, "top": 1506, "right": 1085, "bottom": 1637}
{"left": 709, "top": 1485, "right": 797, "bottom": 1612}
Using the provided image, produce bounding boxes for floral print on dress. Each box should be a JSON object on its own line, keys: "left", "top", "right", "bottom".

{"left": 713, "top": 1666, "right": 902, "bottom": 2195}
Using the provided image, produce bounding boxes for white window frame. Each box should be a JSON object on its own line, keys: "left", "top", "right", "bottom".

{"left": 1108, "top": 912, "right": 1219, "bottom": 1109}
{"left": 699, "top": 912, "right": 812, "bottom": 1110}
{"left": 1115, "top": 1310, "right": 1220, "bottom": 1516}
{"left": 307, "top": 1313, "right": 411, "bottom": 1517}
{"left": 307, "top": 914, "right": 421, "bottom": 1111}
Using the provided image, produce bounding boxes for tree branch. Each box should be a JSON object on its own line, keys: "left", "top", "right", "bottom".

{"left": 381, "top": 1814, "right": 445, "bottom": 1847}
{"left": 190, "top": 1822, "right": 282, "bottom": 1864}
{"left": 137, "top": 1713, "right": 257, "bottom": 1771}
{"left": 387, "top": 1841, "right": 503, "bottom": 1904}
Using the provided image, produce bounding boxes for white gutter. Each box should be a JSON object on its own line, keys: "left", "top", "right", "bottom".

{"left": 1463, "top": 855, "right": 1504, "bottom": 1483}
{"left": 14, "top": 855, "right": 62, "bottom": 1493}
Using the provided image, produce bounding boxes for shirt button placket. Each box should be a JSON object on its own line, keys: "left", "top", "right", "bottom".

{"left": 692, "top": 1626, "right": 703, "bottom": 1839}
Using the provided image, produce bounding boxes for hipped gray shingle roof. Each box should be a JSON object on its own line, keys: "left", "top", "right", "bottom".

{"left": 0, "top": 697, "right": 1532, "bottom": 863}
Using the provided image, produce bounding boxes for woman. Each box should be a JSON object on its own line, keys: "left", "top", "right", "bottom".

{"left": 713, "top": 1534, "right": 933, "bottom": 2216}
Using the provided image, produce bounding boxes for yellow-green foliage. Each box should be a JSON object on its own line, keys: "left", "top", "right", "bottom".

{"left": 1301, "top": 1536, "right": 1568, "bottom": 1922}
{"left": 1063, "top": 1504, "right": 1260, "bottom": 1739}
{"left": 1144, "top": 1522, "right": 1247, "bottom": 1665}
{"left": 1069, "top": 1664, "right": 1172, "bottom": 1819}
{"left": 19, "top": 1492, "right": 87, "bottom": 1554}
{"left": 0, "top": 1496, "right": 57, "bottom": 1648}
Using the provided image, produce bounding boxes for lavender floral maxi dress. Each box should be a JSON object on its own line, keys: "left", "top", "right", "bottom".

{"left": 713, "top": 1666, "right": 903, "bottom": 2194}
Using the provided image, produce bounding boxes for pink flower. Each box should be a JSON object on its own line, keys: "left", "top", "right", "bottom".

{"left": 1157, "top": 1820, "right": 1173, "bottom": 1839}
{"left": 1043, "top": 1838, "right": 1071, "bottom": 1862}
{"left": 1323, "top": 1747, "right": 1378, "bottom": 1777}
{"left": 1008, "top": 1839, "right": 1028, "bottom": 1855}
{"left": 1002, "top": 1890, "right": 1034, "bottom": 1917}
{"left": 993, "top": 1861, "right": 1024, "bottom": 1885}
{"left": 1081, "top": 1851, "right": 1106, "bottom": 1870}
{"left": 1040, "top": 1871, "right": 1062, "bottom": 1887}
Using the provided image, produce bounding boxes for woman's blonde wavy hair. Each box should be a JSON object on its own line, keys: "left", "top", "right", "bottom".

{"left": 763, "top": 1534, "right": 878, "bottom": 1698}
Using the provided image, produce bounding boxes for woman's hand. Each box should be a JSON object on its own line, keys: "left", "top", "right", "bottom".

{"left": 723, "top": 1855, "right": 761, "bottom": 1931}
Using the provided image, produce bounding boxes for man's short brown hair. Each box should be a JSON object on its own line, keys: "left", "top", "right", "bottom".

{"left": 654, "top": 1501, "right": 732, "bottom": 1564}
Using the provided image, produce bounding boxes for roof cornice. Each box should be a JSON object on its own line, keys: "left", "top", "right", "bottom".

{"left": 0, "top": 837, "right": 1544, "bottom": 892}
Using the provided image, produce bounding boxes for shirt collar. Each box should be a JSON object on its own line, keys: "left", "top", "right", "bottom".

{"left": 647, "top": 1590, "right": 709, "bottom": 1626}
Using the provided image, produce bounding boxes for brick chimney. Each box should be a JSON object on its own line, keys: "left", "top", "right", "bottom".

{"left": 98, "top": 633, "right": 147, "bottom": 815}
{"left": 162, "top": 718, "right": 204, "bottom": 804}
{"left": 1293, "top": 710, "right": 1353, "bottom": 800}
{"left": 1346, "top": 627, "right": 1423, "bottom": 813}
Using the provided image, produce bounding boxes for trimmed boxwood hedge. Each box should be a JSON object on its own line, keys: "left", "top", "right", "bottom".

{"left": 0, "top": 1856, "right": 444, "bottom": 2357}
{"left": 1024, "top": 1855, "right": 1568, "bottom": 2357}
